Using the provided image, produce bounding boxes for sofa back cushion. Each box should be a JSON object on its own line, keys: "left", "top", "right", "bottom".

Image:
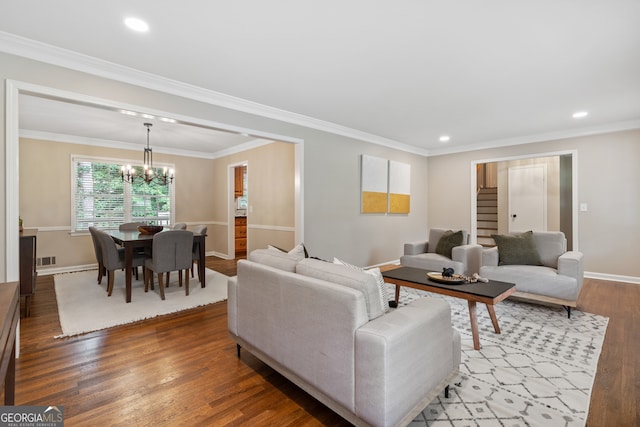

{"left": 248, "top": 248, "right": 302, "bottom": 272}
{"left": 532, "top": 231, "right": 567, "bottom": 268}
{"left": 296, "top": 258, "right": 385, "bottom": 320}
{"left": 492, "top": 231, "right": 543, "bottom": 266}
{"left": 428, "top": 228, "right": 468, "bottom": 253}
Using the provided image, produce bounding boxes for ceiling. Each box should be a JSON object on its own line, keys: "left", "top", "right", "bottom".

{"left": 2, "top": 1, "right": 640, "bottom": 157}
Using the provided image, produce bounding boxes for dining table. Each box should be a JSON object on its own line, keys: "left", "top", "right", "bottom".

{"left": 107, "top": 229, "right": 207, "bottom": 303}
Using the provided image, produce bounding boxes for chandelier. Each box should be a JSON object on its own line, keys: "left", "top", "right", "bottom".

{"left": 121, "top": 123, "right": 174, "bottom": 185}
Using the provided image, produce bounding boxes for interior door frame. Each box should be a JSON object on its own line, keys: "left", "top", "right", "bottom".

{"left": 228, "top": 161, "right": 248, "bottom": 258}
{"left": 470, "top": 149, "right": 579, "bottom": 250}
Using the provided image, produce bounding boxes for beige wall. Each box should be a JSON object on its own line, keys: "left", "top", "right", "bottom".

{"left": 210, "top": 141, "right": 296, "bottom": 255}
{"left": 428, "top": 129, "right": 640, "bottom": 279}
{"left": 19, "top": 138, "right": 216, "bottom": 270}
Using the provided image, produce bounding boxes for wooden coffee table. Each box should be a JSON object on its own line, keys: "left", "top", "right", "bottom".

{"left": 382, "top": 267, "right": 515, "bottom": 350}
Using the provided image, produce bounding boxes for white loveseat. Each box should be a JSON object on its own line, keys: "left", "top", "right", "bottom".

{"left": 228, "top": 249, "right": 461, "bottom": 427}
{"left": 480, "top": 231, "right": 584, "bottom": 317}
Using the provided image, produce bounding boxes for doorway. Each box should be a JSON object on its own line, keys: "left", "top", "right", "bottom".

{"left": 471, "top": 150, "right": 578, "bottom": 251}
{"left": 233, "top": 164, "right": 248, "bottom": 257}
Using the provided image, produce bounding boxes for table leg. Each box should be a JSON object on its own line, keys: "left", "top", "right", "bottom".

{"left": 393, "top": 284, "right": 401, "bottom": 306}
{"left": 125, "top": 245, "right": 133, "bottom": 303}
{"left": 199, "top": 236, "right": 206, "bottom": 288}
{"left": 487, "top": 304, "right": 500, "bottom": 334}
{"left": 468, "top": 300, "right": 481, "bottom": 350}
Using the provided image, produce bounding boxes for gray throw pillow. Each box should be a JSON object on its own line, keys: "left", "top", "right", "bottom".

{"left": 491, "top": 231, "right": 543, "bottom": 266}
{"left": 435, "top": 230, "right": 464, "bottom": 259}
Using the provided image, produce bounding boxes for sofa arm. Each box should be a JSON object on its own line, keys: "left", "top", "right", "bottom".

{"left": 481, "top": 246, "right": 499, "bottom": 267}
{"left": 227, "top": 276, "right": 238, "bottom": 335}
{"left": 355, "top": 297, "right": 460, "bottom": 427}
{"left": 452, "top": 244, "right": 483, "bottom": 275}
{"left": 558, "top": 251, "right": 584, "bottom": 288}
{"left": 404, "top": 240, "right": 428, "bottom": 255}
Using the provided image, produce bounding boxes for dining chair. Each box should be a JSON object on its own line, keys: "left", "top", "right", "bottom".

{"left": 144, "top": 230, "right": 194, "bottom": 300}
{"left": 94, "top": 229, "right": 147, "bottom": 297}
{"left": 88, "top": 226, "right": 106, "bottom": 284}
{"left": 191, "top": 225, "right": 208, "bottom": 282}
{"left": 119, "top": 222, "right": 147, "bottom": 231}
{"left": 172, "top": 223, "right": 187, "bottom": 230}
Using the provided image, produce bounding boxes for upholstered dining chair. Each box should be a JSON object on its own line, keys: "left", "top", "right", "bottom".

{"left": 94, "top": 229, "right": 147, "bottom": 297}
{"left": 144, "top": 230, "right": 194, "bottom": 300}
{"left": 172, "top": 223, "right": 187, "bottom": 230}
{"left": 191, "top": 225, "right": 208, "bottom": 282}
{"left": 88, "top": 226, "right": 107, "bottom": 284}
{"left": 119, "top": 222, "right": 146, "bottom": 231}
{"left": 118, "top": 222, "right": 148, "bottom": 278}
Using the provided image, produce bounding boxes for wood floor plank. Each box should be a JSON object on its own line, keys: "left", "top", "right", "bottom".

{"left": 13, "top": 259, "right": 638, "bottom": 426}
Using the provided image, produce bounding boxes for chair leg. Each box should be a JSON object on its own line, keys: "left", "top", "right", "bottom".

{"left": 107, "top": 272, "right": 115, "bottom": 296}
{"left": 144, "top": 268, "right": 149, "bottom": 292}
{"left": 179, "top": 270, "right": 183, "bottom": 288}
{"left": 157, "top": 273, "right": 166, "bottom": 300}
{"left": 134, "top": 267, "right": 139, "bottom": 280}
{"left": 185, "top": 269, "right": 190, "bottom": 296}
{"left": 97, "top": 262, "right": 104, "bottom": 284}
{"left": 165, "top": 272, "right": 170, "bottom": 287}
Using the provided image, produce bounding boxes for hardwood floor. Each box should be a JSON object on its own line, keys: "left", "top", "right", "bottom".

{"left": 13, "top": 258, "right": 639, "bottom": 426}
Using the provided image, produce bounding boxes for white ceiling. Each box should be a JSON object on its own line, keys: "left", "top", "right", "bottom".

{"left": 2, "top": 1, "right": 640, "bottom": 156}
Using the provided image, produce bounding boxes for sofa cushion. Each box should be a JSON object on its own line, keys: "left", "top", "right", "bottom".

{"left": 333, "top": 258, "right": 390, "bottom": 313}
{"left": 248, "top": 248, "right": 301, "bottom": 272}
{"left": 492, "top": 231, "right": 543, "bottom": 266}
{"left": 435, "top": 230, "right": 463, "bottom": 259}
{"left": 400, "top": 253, "right": 465, "bottom": 274}
{"left": 296, "top": 258, "right": 385, "bottom": 320}
{"left": 427, "top": 229, "right": 446, "bottom": 253}
{"left": 480, "top": 265, "right": 579, "bottom": 300}
{"left": 268, "top": 242, "right": 309, "bottom": 258}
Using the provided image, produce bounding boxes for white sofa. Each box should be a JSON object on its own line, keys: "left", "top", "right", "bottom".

{"left": 401, "top": 228, "right": 483, "bottom": 276}
{"left": 228, "top": 249, "right": 461, "bottom": 427}
{"left": 480, "top": 231, "right": 584, "bottom": 317}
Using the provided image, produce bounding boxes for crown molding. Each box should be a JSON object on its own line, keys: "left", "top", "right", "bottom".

{"left": 20, "top": 129, "right": 278, "bottom": 160}
{"left": 426, "top": 119, "right": 640, "bottom": 157}
{"left": 0, "top": 31, "right": 427, "bottom": 155}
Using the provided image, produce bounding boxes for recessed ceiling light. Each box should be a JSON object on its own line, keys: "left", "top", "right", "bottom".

{"left": 160, "top": 117, "right": 176, "bottom": 123}
{"left": 572, "top": 111, "right": 589, "bottom": 119}
{"left": 124, "top": 17, "right": 149, "bottom": 32}
{"left": 439, "top": 135, "right": 451, "bottom": 142}
{"left": 141, "top": 113, "right": 155, "bottom": 119}
{"left": 120, "top": 110, "right": 138, "bottom": 116}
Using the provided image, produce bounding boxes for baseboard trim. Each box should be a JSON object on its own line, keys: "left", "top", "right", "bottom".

{"left": 585, "top": 271, "right": 640, "bottom": 285}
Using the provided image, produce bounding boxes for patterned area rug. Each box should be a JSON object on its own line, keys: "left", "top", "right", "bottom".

{"left": 391, "top": 286, "right": 608, "bottom": 427}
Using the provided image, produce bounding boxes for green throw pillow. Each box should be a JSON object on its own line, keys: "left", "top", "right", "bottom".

{"left": 491, "top": 231, "right": 543, "bottom": 266}
{"left": 435, "top": 230, "right": 464, "bottom": 259}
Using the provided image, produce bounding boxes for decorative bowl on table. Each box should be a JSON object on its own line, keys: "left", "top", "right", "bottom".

{"left": 137, "top": 225, "right": 164, "bottom": 234}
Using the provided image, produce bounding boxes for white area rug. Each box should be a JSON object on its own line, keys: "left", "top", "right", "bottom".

{"left": 54, "top": 268, "right": 228, "bottom": 338}
{"left": 393, "top": 286, "right": 608, "bottom": 427}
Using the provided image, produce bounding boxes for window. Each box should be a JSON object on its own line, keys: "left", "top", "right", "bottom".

{"left": 72, "top": 156, "right": 174, "bottom": 232}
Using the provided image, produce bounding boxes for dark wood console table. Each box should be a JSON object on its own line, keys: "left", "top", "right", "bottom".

{"left": 20, "top": 230, "right": 37, "bottom": 317}
{"left": 0, "top": 282, "right": 19, "bottom": 405}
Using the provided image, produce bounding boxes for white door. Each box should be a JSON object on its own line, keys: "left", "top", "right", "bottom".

{"left": 508, "top": 165, "right": 547, "bottom": 232}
